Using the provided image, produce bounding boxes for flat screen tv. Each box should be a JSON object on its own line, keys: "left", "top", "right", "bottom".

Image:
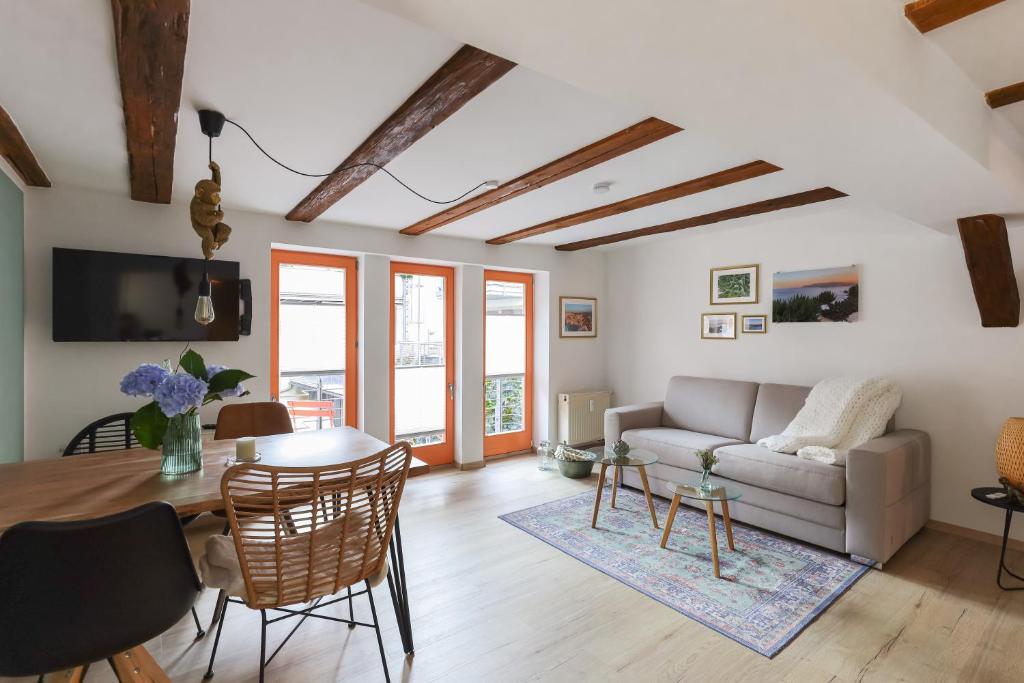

{"left": 53, "top": 248, "right": 241, "bottom": 342}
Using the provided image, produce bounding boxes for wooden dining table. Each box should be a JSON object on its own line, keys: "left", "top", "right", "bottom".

{"left": 0, "top": 427, "right": 428, "bottom": 680}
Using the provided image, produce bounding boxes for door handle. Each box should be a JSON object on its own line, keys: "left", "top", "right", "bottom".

{"left": 448, "top": 383, "right": 455, "bottom": 400}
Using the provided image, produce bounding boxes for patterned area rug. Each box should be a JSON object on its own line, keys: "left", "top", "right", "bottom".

{"left": 500, "top": 487, "right": 867, "bottom": 657}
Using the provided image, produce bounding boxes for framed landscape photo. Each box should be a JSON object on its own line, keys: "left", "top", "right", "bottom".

{"left": 701, "top": 312, "right": 736, "bottom": 340}
{"left": 742, "top": 314, "right": 767, "bottom": 334}
{"left": 560, "top": 296, "right": 597, "bottom": 338}
{"left": 772, "top": 265, "right": 859, "bottom": 323}
{"left": 710, "top": 264, "right": 759, "bottom": 305}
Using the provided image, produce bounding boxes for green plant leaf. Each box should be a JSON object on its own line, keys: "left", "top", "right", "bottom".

{"left": 207, "top": 369, "right": 255, "bottom": 394}
{"left": 179, "top": 349, "right": 208, "bottom": 380}
{"left": 131, "top": 401, "right": 169, "bottom": 450}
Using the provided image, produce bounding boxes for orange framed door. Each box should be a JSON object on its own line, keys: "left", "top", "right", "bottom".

{"left": 389, "top": 262, "right": 456, "bottom": 465}
{"left": 270, "top": 250, "right": 358, "bottom": 428}
{"left": 483, "top": 270, "right": 533, "bottom": 456}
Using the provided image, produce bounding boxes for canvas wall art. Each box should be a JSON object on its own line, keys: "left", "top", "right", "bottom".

{"left": 772, "top": 266, "right": 859, "bottom": 323}
{"left": 560, "top": 296, "right": 597, "bottom": 337}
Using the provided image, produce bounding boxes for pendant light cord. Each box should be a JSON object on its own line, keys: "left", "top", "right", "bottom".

{"left": 222, "top": 118, "right": 491, "bottom": 205}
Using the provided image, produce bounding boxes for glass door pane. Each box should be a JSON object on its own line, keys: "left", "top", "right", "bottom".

{"left": 271, "top": 251, "right": 358, "bottom": 429}
{"left": 391, "top": 263, "right": 455, "bottom": 464}
{"left": 484, "top": 271, "right": 532, "bottom": 456}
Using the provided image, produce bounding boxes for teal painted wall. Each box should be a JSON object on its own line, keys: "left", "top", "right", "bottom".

{"left": 0, "top": 171, "right": 23, "bottom": 463}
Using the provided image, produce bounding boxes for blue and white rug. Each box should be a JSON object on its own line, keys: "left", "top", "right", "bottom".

{"left": 500, "top": 487, "right": 867, "bottom": 657}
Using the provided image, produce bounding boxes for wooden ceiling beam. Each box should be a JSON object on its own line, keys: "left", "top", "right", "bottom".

{"left": 904, "top": 0, "right": 1004, "bottom": 33}
{"left": 957, "top": 214, "right": 1019, "bottom": 327}
{"left": 401, "top": 117, "right": 681, "bottom": 236}
{"left": 0, "top": 104, "right": 50, "bottom": 187}
{"left": 486, "top": 160, "right": 780, "bottom": 245}
{"left": 110, "top": 0, "right": 190, "bottom": 204}
{"left": 287, "top": 45, "right": 515, "bottom": 223}
{"left": 554, "top": 187, "right": 847, "bottom": 251}
{"left": 986, "top": 81, "right": 1024, "bottom": 109}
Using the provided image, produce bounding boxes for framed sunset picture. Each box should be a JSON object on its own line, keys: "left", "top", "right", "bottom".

{"left": 560, "top": 296, "right": 597, "bottom": 337}
{"left": 772, "top": 265, "right": 859, "bottom": 323}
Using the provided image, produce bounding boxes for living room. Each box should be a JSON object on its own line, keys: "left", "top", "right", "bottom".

{"left": 1, "top": 0, "right": 1023, "bottom": 681}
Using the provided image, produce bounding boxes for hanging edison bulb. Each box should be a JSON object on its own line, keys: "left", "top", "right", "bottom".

{"left": 195, "top": 270, "right": 215, "bottom": 325}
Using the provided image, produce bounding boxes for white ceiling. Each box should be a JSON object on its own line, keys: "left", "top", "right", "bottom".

{"left": 2, "top": 0, "right": 1021, "bottom": 252}
{"left": 916, "top": 0, "right": 1024, "bottom": 136}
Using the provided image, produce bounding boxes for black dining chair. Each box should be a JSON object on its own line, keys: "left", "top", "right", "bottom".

{"left": 63, "top": 412, "right": 206, "bottom": 638}
{"left": 0, "top": 501, "right": 202, "bottom": 680}
{"left": 62, "top": 412, "right": 139, "bottom": 456}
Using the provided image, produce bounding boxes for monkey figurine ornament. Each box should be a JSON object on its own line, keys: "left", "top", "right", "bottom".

{"left": 190, "top": 161, "right": 231, "bottom": 259}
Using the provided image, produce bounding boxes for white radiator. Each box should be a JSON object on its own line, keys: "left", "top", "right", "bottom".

{"left": 557, "top": 390, "right": 612, "bottom": 446}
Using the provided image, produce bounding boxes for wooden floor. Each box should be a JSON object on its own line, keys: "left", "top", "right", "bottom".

{"left": 7, "top": 455, "right": 1024, "bottom": 682}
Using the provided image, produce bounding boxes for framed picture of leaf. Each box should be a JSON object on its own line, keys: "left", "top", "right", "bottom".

{"left": 710, "top": 264, "right": 759, "bottom": 305}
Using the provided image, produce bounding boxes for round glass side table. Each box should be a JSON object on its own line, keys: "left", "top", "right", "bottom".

{"left": 587, "top": 447, "right": 660, "bottom": 530}
{"left": 660, "top": 477, "right": 743, "bottom": 579}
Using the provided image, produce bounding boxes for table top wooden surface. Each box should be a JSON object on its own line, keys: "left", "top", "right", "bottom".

{"left": 0, "top": 427, "right": 429, "bottom": 532}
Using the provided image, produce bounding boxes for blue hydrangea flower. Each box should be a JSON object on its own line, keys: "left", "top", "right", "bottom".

{"left": 154, "top": 373, "right": 208, "bottom": 417}
{"left": 206, "top": 364, "right": 244, "bottom": 397}
{"left": 120, "top": 363, "right": 170, "bottom": 397}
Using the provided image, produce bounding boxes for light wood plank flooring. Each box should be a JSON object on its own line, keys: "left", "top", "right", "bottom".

{"left": 5, "top": 455, "right": 1024, "bottom": 682}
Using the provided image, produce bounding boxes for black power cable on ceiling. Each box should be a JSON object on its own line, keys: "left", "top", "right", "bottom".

{"left": 222, "top": 118, "right": 493, "bottom": 205}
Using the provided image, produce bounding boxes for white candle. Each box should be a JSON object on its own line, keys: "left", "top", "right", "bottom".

{"left": 235, "top": 437, "right": 257, "bottom": 462}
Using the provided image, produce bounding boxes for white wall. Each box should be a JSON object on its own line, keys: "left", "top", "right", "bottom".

{"left": 23, "top": 186, "right": 607, "bottom": 461}
{"left": 604, "top": 201, "right": 1024, "bottom": 541}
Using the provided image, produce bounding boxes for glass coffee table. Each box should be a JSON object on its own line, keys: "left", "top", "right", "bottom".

{"left": 660, "top": 476, "right": 742, "bottom": 579}
{"left": 587, "top": 447, "right": 660, "bottom": 530}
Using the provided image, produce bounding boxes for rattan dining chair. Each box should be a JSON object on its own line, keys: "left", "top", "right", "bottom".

{"left": 202, "top": 441, "right": 413, "bottom": 683}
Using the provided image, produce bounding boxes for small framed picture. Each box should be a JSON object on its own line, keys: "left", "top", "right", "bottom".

{"left": 701, "top": 312, "right": 736, "bottom": 340}
{"left": 742, "top": 315, "right": 767, "bottom": 334}
{"left": 560, "top": 296, "right": 597, "bottom": 338}
{"left": 710, "top": 264, "right": 759, "bottom": 305}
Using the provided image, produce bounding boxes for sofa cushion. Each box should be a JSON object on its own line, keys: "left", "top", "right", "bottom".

{"left": 749, "top": 383, "right": 811, "bottom": 443}
{"left": 662, "top": 376, "right": 760, "bottom": 442}
{"left": 622, "top": 427, "right": 742, "bottom": 471}
{"left": 713, "top": 443, "right": 846, "bottom": 506}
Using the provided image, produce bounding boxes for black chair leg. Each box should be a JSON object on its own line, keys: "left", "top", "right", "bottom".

{"left": 259, "top": 610, "right": 268, "bottom": 683}
{"left": 191, "top": 605, "right": 206, "bottom": 639}
{"left": 348, "top": 585, "right": 356, "bottom": 629}
{"left": 365, "top": 580, "right": 391, "bottom": 683}
{"left": 204, "top": 592, "right": 230, "bottom": 679}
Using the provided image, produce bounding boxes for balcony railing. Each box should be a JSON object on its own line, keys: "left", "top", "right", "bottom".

{"left": 485, "top": 373, "right": 525, "bottom": 436}
{"left": 279, "top": 369, "right": 344, "bottom": 430}
{"left": 395, "top": 341, "right": 444, "bottom": 368}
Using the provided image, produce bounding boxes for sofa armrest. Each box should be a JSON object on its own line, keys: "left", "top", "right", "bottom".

{"left": 604, "top": 402, "right": 664, "bottom": 444}
{"left": 846, "top": 429, "right": 931, "bottom": 565}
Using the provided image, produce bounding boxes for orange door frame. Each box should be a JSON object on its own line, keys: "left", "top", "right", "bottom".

{"left": 389, "top": 262, "right": 456, "bottom": 465}
{"left": 483, "top": 270, "right": 534, "bottom": 457}
{"left": 270, "top": 249, "right": 359, "bottom": 428}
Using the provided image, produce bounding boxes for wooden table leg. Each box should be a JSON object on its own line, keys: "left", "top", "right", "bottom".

{"left": 660, "top": 494, "right": 681, "bottom": 548}
{"left": 109, "top": 646, "right": 170, "bottom": 683}
{"left": 45, "top": 666, "right": 88, "bottom": 682}
{"left": 591, "top": 464, "right": 608, "bottom": 528}
{"left": 721, "top": 499, "right": 735, "bottom": 551}
{"left": 611, "top": 465, "right": 620, "bottom": 508}
{"left": 637, "top": 465, "right": 660, "bottom": 529}
{"left": 705, "top": 501, "right": 720, "bottom": 578}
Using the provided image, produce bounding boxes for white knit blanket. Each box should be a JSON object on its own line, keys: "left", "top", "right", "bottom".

{"left": 757, "top": 376, "right": 902, "bottom": 466}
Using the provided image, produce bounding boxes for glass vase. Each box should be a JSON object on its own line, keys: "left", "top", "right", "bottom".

{"left": 699, "top": 468, "right": 713, "bottom": 492}
{"left": 537, "top": 440, "right": 553, "bottom": 471}
{"left": 161, "top": 412, "right": 203, "bottom": 475}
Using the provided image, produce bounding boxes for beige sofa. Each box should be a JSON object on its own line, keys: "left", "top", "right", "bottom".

{"left": 605, "top": 376, "right": 930, "bottom": 567}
